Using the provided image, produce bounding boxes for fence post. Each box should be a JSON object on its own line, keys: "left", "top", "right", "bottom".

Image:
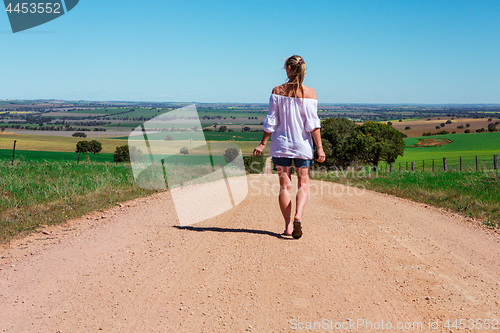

{"left": 411, "top": 161, "right": 415, "bottom": 171}
{"left": 443, "top": 157, "right": 448, "bottom": 171}
{"left": 11, "top": 140, "right": 16, "bottom": 165}
{"left": 390, "top": 163, "right": 393, "bottom": 172}
{"left": 460, "top": 156, "right": 462, "bottom": 171}
{"left": 495, "top": 154, "right": 498, "bottom": 170}
{"left": 476, "top": 156, "right": 478, "bottom": 171}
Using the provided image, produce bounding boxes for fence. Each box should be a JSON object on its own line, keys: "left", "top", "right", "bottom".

{"left": 378, "top": 154, "right": 499, "bottom": 173}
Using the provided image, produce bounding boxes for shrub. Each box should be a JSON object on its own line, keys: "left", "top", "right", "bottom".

{"left": 476, "top": 128, "right": 486, "bottom": 133}
{"left": 466, "top": 123, "right": 471, "bottom": 128}
{"left": 223, "top": 148, "right": 239, "bottom": 163}
{"left": 72, "top": 132, "right": 87, "bottom": 138}
{"left": 404, "top": 126, "right": 411, "bottom": 130}
{"left": 218, "top": 125, "right": 227, "bottom": 132}
{"left": 243, "top": 155, "right": 265, "bottom": 174}
{"left": 446, "top": 120, "right": 452, "bottom": 124}
{"left": 165, "top": 135, "right": 174, "bottom": 141}
{"left": 457, "top": 125, "right": 464, "bottom": 129}
{"left": 387, "top": 121, "right": 392, "bottom": 126}
{"left": 113, "top": 145, "right": 130, "bottom": 162}
{"left": 440, "top": 123, "right": 445, "bottom": 127}
{"left": 488, "top": 123, "right": 496, "bottom": 132}
{"left": 180, "top": 147, "right": 189, "bottom": 155}
{"left": 436, "top": 126, "right": 441, "bottom": 130}
{"left": 464, "top": 129, "right": 471, "bottom": 133}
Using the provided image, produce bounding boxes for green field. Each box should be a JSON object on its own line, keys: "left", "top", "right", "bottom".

{"left": 395, "top": 132, "right": 500, "bottom": 165}
{"left": 0, "top": 160, "right": 157, "bottom": 243}
{"left": 0, "top": 149, "right": 114, "bottom": 162}
{"left": 112, "top": 131, "right": 265, "bottom": 142}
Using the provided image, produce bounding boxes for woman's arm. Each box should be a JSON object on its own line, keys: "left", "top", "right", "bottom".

{"left": 311, "top": 128, "right": 326, "bottom": 163}
{"left": 253, "top": 131, "right": 271, "bottom": 157}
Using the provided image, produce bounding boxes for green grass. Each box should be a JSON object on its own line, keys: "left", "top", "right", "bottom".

{"left": 397, "top": 132, "right": 500, "bottom": 164}
{"left": 0, "top": 149, "right": 114, "bottom": 162}
{"left": 312, "top": 169, "right": 500, "bottom": 228}
{"left": 0, "top": 160, "right": 158, "bottom": 243}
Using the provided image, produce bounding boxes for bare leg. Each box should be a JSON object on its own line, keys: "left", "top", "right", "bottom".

{"left": 277, "top": 166, "right": 293, "bottom": 235}
{"left": 294, "top": 167, "right": 310, "bottom": 221}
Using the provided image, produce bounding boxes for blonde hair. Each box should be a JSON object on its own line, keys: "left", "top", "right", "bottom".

{"left": 284, "top": 55, "right": 306, "bottom": 98}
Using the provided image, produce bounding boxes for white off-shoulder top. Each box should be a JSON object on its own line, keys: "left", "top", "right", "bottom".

{"left": 263, "top": 94, "right": 321, "bottom": 160}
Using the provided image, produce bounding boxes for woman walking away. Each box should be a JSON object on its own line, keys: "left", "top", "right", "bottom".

{"left": 253, "top": 55, "right": 326, "bottom": 239}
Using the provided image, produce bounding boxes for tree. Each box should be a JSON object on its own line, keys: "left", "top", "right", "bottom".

{"left": 404, "top": 126, "right": 411, "bottom": 130}
{"left": 488, "top": 123, "right": 496, "bottom": 132}
{"left": 219, "top": 125, "right": 228, "bottom": 132}
{"left": 318, "top": 117, "right": 366, "bottom": 169}
{"left": 72, "top": 132, "right": 87, "bottom": 138}
{"left": 89, "top": 140, "right": 102, "bottom": 154}
{"left": 165, "top": 134, "right": 174, "bottom": 141}
{"left": 466, "top": 123, "right": 471, "bottom": 128}
{"left": 243, "top": 126, "right": 251, "bottom": 132}
{"left": 358, "top": 121, "right": 406, "bottom": 168}
{"left": 180, "top": 147, "right": 189, "bottom": 155}
{"left": 0, "top": 126, "right": 4, "bottom": 132}
{"left": 224, "top": 148, "right": 239, "bottom": 163}
{"left": 76, "top": 141, "right": 92, "bottom": 154}
{"left": 114, "top": 145, "right": 130, "bottom": 162}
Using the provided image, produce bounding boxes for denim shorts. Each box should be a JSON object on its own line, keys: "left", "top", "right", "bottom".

{"left": 272, "top": 157, "right": 314, "bottom": 168}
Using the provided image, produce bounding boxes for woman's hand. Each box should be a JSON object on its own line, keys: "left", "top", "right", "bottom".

{"left": 253, "top": 143, "right": 266, "bottom": 157}
{"left": 316, "top": 147, "right": 326, "bottom": 163}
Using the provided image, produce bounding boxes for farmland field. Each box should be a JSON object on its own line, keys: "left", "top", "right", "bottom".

{"left": 396, "top": 132, "right": 500, "bottom": 163}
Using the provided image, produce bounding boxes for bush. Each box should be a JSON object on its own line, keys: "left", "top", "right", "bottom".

{"left": 223, "top": 148, "right": 239, "bottom": 163}
{"left": 243, "top": 155, "right": 265, "bottom": 174}
{"left": 464, "top": 129, "right": 471, "bottom": 133}
{"left": 72, "top": 132, "right": 87, "bottom": 138}
{"left": 466, "top": 123, "right": 471, "bottom": 128}
{"left": 436, "top": 126, "right": 441, "bottom": 129}
{"left": 165, "top": 135, "right": 174, "bottom": 141}
{"left": 457, "top": 125, "right": 464, "bottom": 129}
{"left": 488, "top": 123, "right": 496, "bottom": 132}
{"left": 436, "top": 130, "right": 449, "bottom": 135}
{"left": 113, "top": 145, "right": 130, "bottom": 162}
{"left": 446, "top": 120, "right": 452, "bottom": 124}
{"left": 387, "top": 121, "right": 392, "bottom": 126}
{"left": 440, "top": 123, "right": 445, "bottom": 127}
{"left": 476, "top": 128, "right": 486, "bottom": 133}
{"left": 180, "top": 147, "right": 189, "bottom": 155}
{"left": 404, "top": 126, "right": 411, "bottom": 130}
{"left": 218, "top": 125, "right": 227, "bottom": 132}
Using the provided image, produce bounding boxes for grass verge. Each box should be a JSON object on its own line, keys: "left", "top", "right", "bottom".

{"left": 311, "top": 168, "right": 500, "bottom": 228}
{"left": 0, "top": 160, "right": 158, "bottom": 244}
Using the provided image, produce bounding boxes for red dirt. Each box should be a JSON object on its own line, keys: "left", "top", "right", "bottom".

{"left": 1, "top": 174, "right": 500, "bottom": 332}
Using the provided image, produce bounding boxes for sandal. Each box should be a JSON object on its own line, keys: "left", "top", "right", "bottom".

{"left": 292, "top": 220, "right": 302, "bottom": 239}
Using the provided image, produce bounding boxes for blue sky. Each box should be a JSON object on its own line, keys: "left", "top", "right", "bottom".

{"left": 1, "top": 0, "right": 499, "bottom": 104}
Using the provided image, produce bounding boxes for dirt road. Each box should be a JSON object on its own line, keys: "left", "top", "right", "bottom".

{"left": 1, "top": 174, "right": 500, "bottom": 332}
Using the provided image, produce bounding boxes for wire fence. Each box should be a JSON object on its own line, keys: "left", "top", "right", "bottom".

{"left": 378, "top": 154, "right": 499, "bottom": 173}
